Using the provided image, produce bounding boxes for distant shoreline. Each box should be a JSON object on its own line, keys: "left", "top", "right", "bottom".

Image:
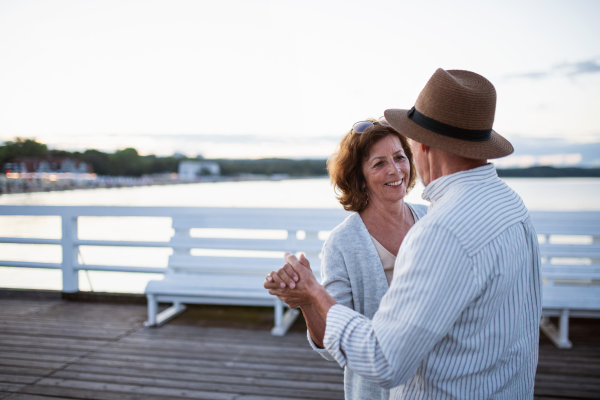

{"left": 2, "top": 166, "right": 599, "bottom": 195}
{"left": 496, "top": 166, "right": 600, "bottom": 178}
{"left": 0, "top": 175, "right": 327, "bottom": 195}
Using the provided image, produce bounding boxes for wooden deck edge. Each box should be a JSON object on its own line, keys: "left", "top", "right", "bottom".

{"left": 0, "top": 288, "right": 62, "bottom": 300}
{"left": 61, "top": 291, "right": 147, "bottom": 304}
{"left": 0, "top": 288, "right": 146, "bottom": 304}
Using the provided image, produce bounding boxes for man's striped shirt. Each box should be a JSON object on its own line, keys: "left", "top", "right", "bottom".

{"left": 323, "top": 164, "right": 542, "bottom": 399}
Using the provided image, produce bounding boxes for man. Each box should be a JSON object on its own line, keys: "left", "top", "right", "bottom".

{"left": 264, "top": 69, "right": 542, "bottom": 399}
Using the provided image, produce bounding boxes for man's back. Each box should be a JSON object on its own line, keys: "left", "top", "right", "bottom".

{"left": 391, "top": 164, "right": 542, "bottom": 398}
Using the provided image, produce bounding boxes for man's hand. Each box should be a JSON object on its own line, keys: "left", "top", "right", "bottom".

{"left": 263, "top": 253, "right": 317, "bottom": 308}
{"left": 263, "top": 253, "right": 337, "bottom": 317}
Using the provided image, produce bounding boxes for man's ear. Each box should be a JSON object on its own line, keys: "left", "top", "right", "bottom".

{"left": 417, "top": 142, "right": 429, "bottom": 154}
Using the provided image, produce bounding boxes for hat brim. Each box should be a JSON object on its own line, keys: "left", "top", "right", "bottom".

{"left": 384, "top": 108, "right": 514, "bottom": 159}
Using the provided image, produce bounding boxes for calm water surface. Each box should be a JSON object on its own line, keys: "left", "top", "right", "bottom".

{"left": 1, "top": 177, "right": 599, "bottom": 292}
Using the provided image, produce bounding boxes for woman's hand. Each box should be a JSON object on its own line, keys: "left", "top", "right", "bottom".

{"left": 264, "top": 253, "right": 316, "bottom": 308}
{"left": 264, "top": 253, "right": 337, "bottom": 315}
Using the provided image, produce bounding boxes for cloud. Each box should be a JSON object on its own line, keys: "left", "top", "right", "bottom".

{"left": 561, "top": 59, "right": 600, "bottom": 76}
{"left": 505, "top": 71, "right": 548, "bottom": 80}
{"left": 505, "top": 57, "right": 600, "bottom": 80}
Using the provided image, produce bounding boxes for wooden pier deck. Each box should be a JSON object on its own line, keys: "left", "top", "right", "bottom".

{"left": 0, "top": 291, "right": 598, "bottom": 400}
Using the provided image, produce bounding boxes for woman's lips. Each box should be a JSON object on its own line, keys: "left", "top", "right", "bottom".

{"left": 385, "top": 179, "right": 403, "bottom": 187}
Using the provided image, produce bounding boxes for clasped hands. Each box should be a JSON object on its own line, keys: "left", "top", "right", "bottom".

{"left": 263, "top": 252, "right": 338, "bottom": 317}
{"left": 263, "top": 252, "right": 319, "bottom": 309}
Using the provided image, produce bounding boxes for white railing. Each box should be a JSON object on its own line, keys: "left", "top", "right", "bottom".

{"left": 2, "top": 206, "right": 600, "bottom": 293}
{"left": 0, "top": 205, "right": 350, "bottom": 293}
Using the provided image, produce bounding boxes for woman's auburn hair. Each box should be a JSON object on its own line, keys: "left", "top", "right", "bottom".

{"left": 327, "top": 122, "right": 417, "bottom": 212}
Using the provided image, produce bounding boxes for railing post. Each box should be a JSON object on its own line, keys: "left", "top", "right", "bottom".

{"left": 172, "top": 217, "right": 191, "bottom": 256}
{"left": 593, "top": 237, "right": 600, "bottom": 264}
{"left": 61, "top": 214, "right": 79, "bottom": 293}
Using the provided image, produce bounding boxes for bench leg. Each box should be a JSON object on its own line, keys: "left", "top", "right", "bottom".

{"left": 271, "top": 298, "right": 300, "bottom": 336}
{"left": 540, "top": 310, "right": 573, "bottom": 349}
{"left": 145, "top": 294, "right": 158, "bottom": 327}
{"left": 144, "top": 299, "right": 187, "bottom": 328}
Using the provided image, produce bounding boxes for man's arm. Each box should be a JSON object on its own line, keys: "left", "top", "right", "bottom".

{"left": 323, "top": 225, "right": 480, "bottom": 388}
{"left": 279, "top": 225, "right": 479, "bottom": 389}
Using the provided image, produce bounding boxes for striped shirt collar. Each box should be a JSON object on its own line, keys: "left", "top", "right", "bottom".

{"left": 422, "top": 163, "right": 497, "bottom": 205}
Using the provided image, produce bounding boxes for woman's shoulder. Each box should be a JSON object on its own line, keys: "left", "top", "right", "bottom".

{"left": 407, "top": 202, "right": 428, "bottom": 219}
{"left": 325, "top": 212, "right": 365, "bottom": 245}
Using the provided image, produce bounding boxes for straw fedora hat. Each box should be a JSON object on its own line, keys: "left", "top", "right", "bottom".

{"left": 384, "top": 68, "right": 514, "bottom": 159}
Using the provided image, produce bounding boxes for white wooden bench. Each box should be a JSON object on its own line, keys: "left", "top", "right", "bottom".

{"left": 143, "top": 207, "right": 600, "bottom": 343}
{"left": 144, "top": 207, "right": 349, "bottom": 336}
{"left": 531, "top": 211, "right": 600, "bottom": 349}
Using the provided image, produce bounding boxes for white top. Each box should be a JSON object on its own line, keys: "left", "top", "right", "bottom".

{"left": 323, "top": 164, "right": 542, "bottom": 399}
{"left": 370, "top": 205, "right": 418, "bottom": 286}
{"left": 370, "top": 236, "right": 396, "bottom": 286}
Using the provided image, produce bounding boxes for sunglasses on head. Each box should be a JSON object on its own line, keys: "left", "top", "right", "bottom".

{"left": 352, "top": 117, "right": 390, "bottom": 134}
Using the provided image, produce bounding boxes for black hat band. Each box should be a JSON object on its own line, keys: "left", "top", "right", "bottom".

{"left": 407, "top": 107, "right": 492, "bottom": 142}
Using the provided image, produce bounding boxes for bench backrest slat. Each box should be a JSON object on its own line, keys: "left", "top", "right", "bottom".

{"left": 167, "top": 208, "right": 350, "bottom": 278}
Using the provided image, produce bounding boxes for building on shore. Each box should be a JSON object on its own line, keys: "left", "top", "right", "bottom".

{"left": 3, "top": 156, "right": 93, "bottom": 174}
{"left": 178, "top": 161, "right": 220, "bottom": 181}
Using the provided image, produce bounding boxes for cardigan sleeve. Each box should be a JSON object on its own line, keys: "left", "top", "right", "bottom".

{"left": 307, "top": 234, "right": 355, "bottom": 361}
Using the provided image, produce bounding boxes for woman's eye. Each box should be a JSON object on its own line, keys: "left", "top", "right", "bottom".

{"left": 374, "top": 162, "right": 383, "bottom": 167}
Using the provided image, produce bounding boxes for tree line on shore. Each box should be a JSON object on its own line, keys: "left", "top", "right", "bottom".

{"left": 2, "top": 138, "right": 599, "bottom": 178}
{"left": 0, "top": 138, "right": 327, "bottom": 177}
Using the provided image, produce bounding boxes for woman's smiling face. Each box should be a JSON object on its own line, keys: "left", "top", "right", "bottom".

{"left": 362, "top": 134, "right": 411, "bottom": 207}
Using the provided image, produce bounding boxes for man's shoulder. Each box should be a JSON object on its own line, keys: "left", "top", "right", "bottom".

{"left": 417, "top": 178, "right": 529, "bottom": 254}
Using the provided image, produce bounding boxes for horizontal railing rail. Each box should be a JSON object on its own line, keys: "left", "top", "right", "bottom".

{"left": 0, "top": 205, "right": 350, "bottom": 292}
{"left": 1, "top": 205, "right": 599, "bottom": 294}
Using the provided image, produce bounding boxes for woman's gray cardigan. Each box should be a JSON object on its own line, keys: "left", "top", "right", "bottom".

{"left": 307, "top": 203, "right": 428, "bottom": 400}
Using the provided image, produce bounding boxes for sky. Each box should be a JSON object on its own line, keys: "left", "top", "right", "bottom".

{"left": 0, "top": 0, "right": 599, "bottom": 164}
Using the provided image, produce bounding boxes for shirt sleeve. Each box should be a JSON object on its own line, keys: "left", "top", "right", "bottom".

{"left": 307, "top": 238, "right": 355, "bottom": 361}
{"left": 323, "top": 224, "right": 480, "bottom": 388}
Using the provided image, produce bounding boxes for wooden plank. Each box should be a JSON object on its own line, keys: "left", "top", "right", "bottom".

{"left": 0, "top": 351, "right": 79, "bottom": 364}
{"left": 0, "top": 383, "right": 25, "bottom": 393}
{"left": 0, "top": 344, "right": 89, "bottom": 358}
{"left": 0, "top": 339, "right": 102, "bottom": 354}
{"left": 45, "top": 372, "right": 342, "bottom": 400}
{"left": 535, "top": 373, "right": 600, "bottom": 387}
{"left": 0, "top": 320, "right": 139, "bottom": 335}
{"left": 71, "top": 358, "right": 343, "bottom": 383}
{"left": 0, "top": 332, "right": 109, "bottom": 346}
{"left": 0, "top": 358, "right": 68, "bottom": 370}
{"left": 0, "top": 301, "right": 62, "bottom": 317}
{"left": 0, "top": 374, "right": 38, "bottom": 384}
{"left": 22, "top": 385, "right": 307, "bottom": 400}
{"left": 0, "top": 315, "right": 142, "bottom": 330}
{"left": 93, "top": 346, "right": 336, "bottom": 370}
{"left": 84, "top": 352, "right": 342, "bottom": 376}
{"left": 131, "top": 325, "right": 311, "bottom": 344}
{"left": 0, "top": 327, "right": 129, "bottom": 341}
{"left": 32, "top": 378, "right": 242, "bottom": 400}
{"left": 0, "top": 394, "right": 75, "bottom": 400}
{"left": 127, "top": 330, "right": 311, "bottom": 347}
{"left": 0, "top": 366, "right": 52, "bottom": 378}
{"left": 60, "top": 364, "right": 344, "bottom": 391}
{"left": 106, "top": 338, "right": 330, "bottom": 361}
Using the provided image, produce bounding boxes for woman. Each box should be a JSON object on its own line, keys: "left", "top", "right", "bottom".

{"left": 266, "top": 118, "right": 426, "bottom": 400}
